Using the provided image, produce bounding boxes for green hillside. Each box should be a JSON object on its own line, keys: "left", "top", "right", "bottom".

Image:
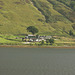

{"left": 0, "top": 0, "right": 75, "bottom": 35}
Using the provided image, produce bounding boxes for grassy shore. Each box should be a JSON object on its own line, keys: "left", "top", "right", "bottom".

{"left": 0, "top": 45, "right": 75, "bottom": 48}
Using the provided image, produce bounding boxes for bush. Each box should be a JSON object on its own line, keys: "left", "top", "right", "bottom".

{"left": 69, "top": 30, "right": 73, "bottom": 36}
{"left": 46, "top": 39, "right": 49, "bottom": 45}
{"left": 49, "top": 38, "right": 54, "bottom": 45}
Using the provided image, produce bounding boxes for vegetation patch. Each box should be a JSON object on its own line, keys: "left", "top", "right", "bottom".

{"left": 47, "top": 0, "right": 75, "bottom": 22}
{"left": 0, "top": 0, "right": 74, "bottom": 35}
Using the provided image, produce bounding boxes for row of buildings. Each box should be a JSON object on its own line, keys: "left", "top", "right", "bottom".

{"left": 22, "top": 34, "right": 52, "bottom": 42}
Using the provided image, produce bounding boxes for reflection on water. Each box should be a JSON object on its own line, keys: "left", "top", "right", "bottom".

{"left": 0, "top": 48, "right": 75, "bottom": 75}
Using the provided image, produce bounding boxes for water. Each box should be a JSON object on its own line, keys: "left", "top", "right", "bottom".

{"left": 0, "top": 48, "right": 75, "bottom": 75}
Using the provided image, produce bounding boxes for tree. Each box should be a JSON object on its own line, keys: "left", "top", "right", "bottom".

{"left": 49, "top": 38, "right": 54, "bottom": 45}
{"left": 46, "top": 39, "right": 49, "bottom": 45}
{"left": 27, "top": 26, "right": 38, "bottom": 35}
{"left": 69, "top": 30, "right": 73, "bottom": 36}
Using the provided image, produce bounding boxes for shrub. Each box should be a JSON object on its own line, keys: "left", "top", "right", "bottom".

{"left": 49, "top": 38, "right": 54, "bottom": 45}
{"left": 69, "top": 30, "right": 73, "bottom": 36}
{"left": 46, "top": 39, "right": 49, "bottom": 45}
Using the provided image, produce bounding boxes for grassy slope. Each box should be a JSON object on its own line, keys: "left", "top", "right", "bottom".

{"left": 0, "top": 0, "right": 75, "bottom": 35}
{"left": 0, "top": 34, "right": 22, "bottom": 44}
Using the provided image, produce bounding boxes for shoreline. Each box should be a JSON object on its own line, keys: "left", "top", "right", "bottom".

{"left": 0, "top": 45, "right": 75, "bottom": 48}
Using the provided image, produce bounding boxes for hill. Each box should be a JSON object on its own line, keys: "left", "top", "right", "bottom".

{"left": 0, "top": 0, "right": 75, "bottom": 35}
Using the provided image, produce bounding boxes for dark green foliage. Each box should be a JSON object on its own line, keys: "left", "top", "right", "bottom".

{"left": 69, "top": 30, "right": 73, "bottom": 36}
{"left": 38, "top": 19, "right": 43, "bottom": 22}
{"left": 46, "top": 39, "right": 49, "bottom": 43}
{"left": 46, "top": 39, "right": 49, "bottom": 45}
{"left": 46, "top": 38, "right": 54, "bottom": 45}
{"left": 49, "top": 38, "right": 54, "bottom": 45}
{"left": 72, "top": 24, "right": 75, "bottom": 30}
{"left": 27, "top": 26, "right": 38, "bottom": 35}
{"left": 22, "top": 38, "right": 24, "bottom": 41}
{"left": 36, "top": 35, "right": 39, "bottom": 38}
